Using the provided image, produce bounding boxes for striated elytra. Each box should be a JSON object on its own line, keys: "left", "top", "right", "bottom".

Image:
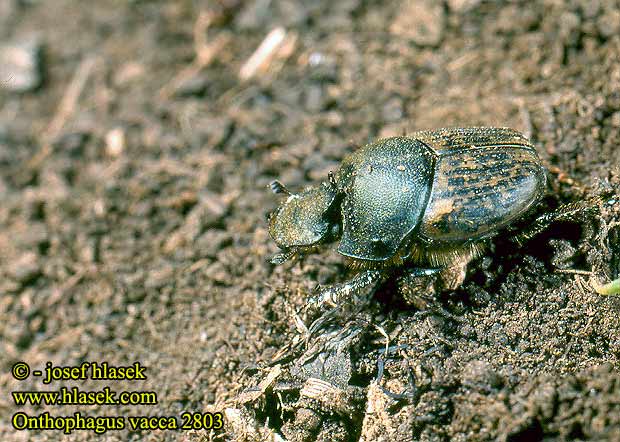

{"left": 268, "top": 127, "right": 549, "bottom": 306}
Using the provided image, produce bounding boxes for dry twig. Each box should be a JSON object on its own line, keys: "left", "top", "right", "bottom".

{"left": 159, "top": 10, "right": 230, "bottom": 100}
{"left": 239, "top": 27, "right": 296, "bottom": 81}
{"left": 29, "top": 56, "right": 97, "bottom": 169}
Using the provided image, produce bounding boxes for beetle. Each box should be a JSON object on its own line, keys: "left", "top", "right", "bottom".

{"left": 267, "top": 127, "right": 585, "bottom": 309}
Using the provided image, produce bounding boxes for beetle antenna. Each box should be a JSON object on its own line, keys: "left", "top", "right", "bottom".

{"left": 270, "top": 180, "right": 291, "bottom": 195}
{"left": 328, "top": 171, "right": 337, "bottom": 189}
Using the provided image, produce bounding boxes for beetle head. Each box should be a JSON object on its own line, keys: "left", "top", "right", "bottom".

{"left": 268, "top": 173, "right": 341, "bottom": 264}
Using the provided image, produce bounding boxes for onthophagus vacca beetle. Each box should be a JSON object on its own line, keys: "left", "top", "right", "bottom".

{"left": 268, "top": 127, "right": 597, "bottom": 309}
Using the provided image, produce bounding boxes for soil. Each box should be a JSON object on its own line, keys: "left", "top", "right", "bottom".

{"left": 1, "top": 1, "right": 620, "bottom": 441}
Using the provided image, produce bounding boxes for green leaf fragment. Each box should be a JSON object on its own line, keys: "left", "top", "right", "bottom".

{"left": 592, "top": 277, "right": 620, "bottom": 295}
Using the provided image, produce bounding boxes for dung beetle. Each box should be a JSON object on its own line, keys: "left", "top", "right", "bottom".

{"left": 268, "top": 127, "right": 586, "bottom": 308}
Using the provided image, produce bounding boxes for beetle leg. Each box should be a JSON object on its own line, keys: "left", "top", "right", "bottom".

{"left": 398, "top": 267, "right": 464, "bottom": 321}
{"left": 399, "top": 268, "right": 439, "bottom": 309}
{"left": 438, "top": 259, "right": 470, "bottom": 291}
{"left": 513, "top": 197, "right": 601, "bottom": 245}
{"left": 306, "top": 269, "right": 384, "bottom": 313}
{"left": 405, "top": 267, "right": 442, "bottom": 278}
{"left": 269, "top": 248, "right": 297, "bottom": 265}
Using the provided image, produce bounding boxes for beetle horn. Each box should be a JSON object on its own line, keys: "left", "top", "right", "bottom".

{"left": 270, "top": 180, "right": 291, "bottom": 196}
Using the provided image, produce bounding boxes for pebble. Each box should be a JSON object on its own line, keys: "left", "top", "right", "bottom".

{"left": 610, "top": 111, "right": 620, "bottom": 127}
{"left": 0, "top": 37, "right": 43, "bottom": 92}
{"left": 202, "top": 192, "right": 229, "bottom": 228}
{"left": 559, "top": 12, "right": 581, "bottom": 48}
{"left": 105, "top": 127, "right": 125, "bottom": 157}
{"left": 7, "top": 252, "right": 42, "bottom": 285}
{"left": 235, "top": 0, "right": 272, "bottom": 31}
{"left": 113, "top": 61, "right": 145, "bottom": 86}
{"left": 382, "top": 97, "right": 404, "bottom": 122}
{"left": 447, "top": 0, "right": 481, "bottom": 13}
{"left": 173, "top": 74, "right": 208, "bottom": 97}
{"left": 196, "top": 230, "right": 232, "bottom": 258}
{"left": 549, "top": 239, "right": 577, "bottom": 270}
{"left": 462, "top": 360, "right": 504, "bottom": 391}
{"left": 304, "top": 85, "right": 325, "bottom": 112}
{"left": 145, "top": 264, "right": 174, "bottom": 290}
{"left": 598, "top": 8, "right": 620, "bottom": 38}
{"left": 205, "top": 261, "right": 229, "bottom": 285}
{"left": 390, "top": 0, "right": 444, "bottom": 46}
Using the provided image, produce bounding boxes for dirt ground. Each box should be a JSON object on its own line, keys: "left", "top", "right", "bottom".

{"left": 1, "top": 0, "right": 620, "bottom": 441}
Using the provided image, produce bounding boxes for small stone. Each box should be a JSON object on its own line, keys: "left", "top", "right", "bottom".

{"left": 576, "top": 0, "right": 600, "bottom": 19}
{"left": 598, "top": 9, "right": 620, "bottom": 38}
{"left": 304, "top": 85, "right": 324, "bottom": 112}
{"left": 113, "top": 61, "right": 145, "bottom": 86}
{"left": 0, "top": 38, "right": 43, "bottom": 92}
{"left": 559, "top": 12, "right": 581, "bottom": 47}
{"left": 205, "top": 261, "right": 229, "bottom": 285}
{"left": 390, "top": 0, "right": 444, "bottom": 46}
{"left": 145, "top": 264, "right": 174, "bottom": 290}
{"left": 105, "top": 127, "right": 125, "bottom": 157}
{"left": 281, "top": 407, "right": 322, "bottom": 442}
{"left": 278, "top": 0, "right": 309, "bottom": 27}
{"left": 196, "top": 230, "right": 233, "bottom": 258}
{"left": 174, "top": 75, "right": 208, "bottom": 97}
{"left": 324, "top": 111, "right": 344, "bottom": 128}
{"left": 556, "top": 137, "right": 579, "bottom": 153}
{"left": 8, "top": 252, "right": 42, "bottom": 285}
{"left": 462, "top": 360, "right": 504, "bottom": 391}
{"left": 236, "top": 0, "right": 272, "bottom": 31}
{"left": 382, "top": 97, "right": 404, "bottom": 122}
{"left": 202, "top": 192, "right": 229, "bottom": 228}
{"left": 307, "top": 52, "right": 338, "bottom": 82}
{"left": 447, "top": 0, "right": 481, "bottom": 13}
{"left": 549, "top": 239, "right": 577, "bottom": 270}
{"left": 78, "top": 238, "right": 98, "bottom": 263}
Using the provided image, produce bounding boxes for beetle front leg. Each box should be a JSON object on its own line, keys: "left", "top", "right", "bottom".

{"left": 306, "top": 269, "right": 384, "bottom": 314}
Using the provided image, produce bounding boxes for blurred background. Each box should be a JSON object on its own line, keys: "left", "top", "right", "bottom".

{"left": 1, "top": 1, "right": 620, "bottom": 441}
